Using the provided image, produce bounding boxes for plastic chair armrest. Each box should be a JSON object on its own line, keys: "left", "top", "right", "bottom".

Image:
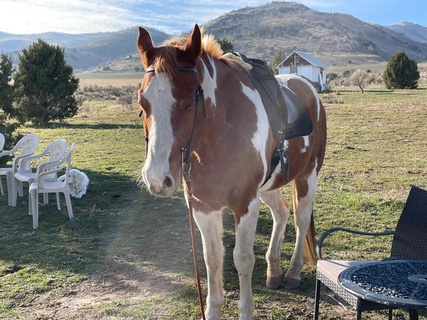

{"left": 38, "top": 157, "right": 65, "bottom": 170}
{"left": 12, "top": 153, "right": 38, "bottom": 172}
{"left": 316, "top": 227, "right": 395, "bottom": 260}
{"left": 18, "top": 148, "right": 55, "bottom": 171}
{"left": 38, "top": 166, "right": 63, "bottom": 177}
{"left": 35, "top": 165, "right": 65, "bottom": 186}
{"left": 0, "top": 149, "right": 15, "bottom": 158}
{"left": 35, "top": 157, "right": 66, "bottom": 177}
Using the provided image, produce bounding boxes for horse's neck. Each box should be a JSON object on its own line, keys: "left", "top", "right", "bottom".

{"left": 200, "top": 55, "right": 249, "bottom": 111}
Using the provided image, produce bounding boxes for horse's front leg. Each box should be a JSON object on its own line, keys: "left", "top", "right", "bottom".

{"left": 193, "top": 209, "right": 224, "bottom": 320}
{"left": 233, "top": 197, "right": 260, "bottom": 320}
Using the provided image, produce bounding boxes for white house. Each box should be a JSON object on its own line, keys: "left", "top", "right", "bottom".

{"left": 276, "top": 51, "right": 329, "bottom": 92}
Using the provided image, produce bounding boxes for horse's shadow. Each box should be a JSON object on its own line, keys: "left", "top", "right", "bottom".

{"left": 0, "top": 173, "right": 316, "bottom": 312}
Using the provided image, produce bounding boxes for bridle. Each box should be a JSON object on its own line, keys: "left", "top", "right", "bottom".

{"left": 139, "top": 66, "right": 205, "bottom": 161}
{"left": 140, "top": 65, "right": 207, "bottom": 320}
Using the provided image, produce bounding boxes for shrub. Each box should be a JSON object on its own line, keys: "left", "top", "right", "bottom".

{"left": 383, "top": 51, "right": 420, "bottom": 89}
{"left": 350, "top": 69, "right": 375, "bottom": 93}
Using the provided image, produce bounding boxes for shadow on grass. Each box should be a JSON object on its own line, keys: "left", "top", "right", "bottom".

{"left": 0, "top": 169, "right": 319, "bottom": 318}
{"left": 0, "top": 168, "right": 206, "bottom": 301}
{"left": 26, "top": 122, "right": 139, "bottom": 130}
{"left": 63, "top": 123, "right": 139, "bottom": 130}
{"left": 0, "top": 169, "right": 140, "bottom": 275}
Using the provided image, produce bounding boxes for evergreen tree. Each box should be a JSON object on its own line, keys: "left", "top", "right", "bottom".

{"left": 0, "top": 52, "right": 21, "bottom": 147}
{"left": 383, "top": 51, "right": 420, "bottom": 89}
{"left": 14, "top": 39, "right": 79, "bottom": 127}
{"left": 268, "top": 50, "right": 287, "bottom": 74}
{"left": 217, "top": 38, "right": 234, "bottom": 53}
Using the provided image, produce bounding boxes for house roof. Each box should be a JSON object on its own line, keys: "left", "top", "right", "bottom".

{"left": 276, "top": 51, "right": 328, "bottom": 69}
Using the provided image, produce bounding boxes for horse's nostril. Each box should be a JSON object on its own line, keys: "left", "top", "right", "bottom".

{"left": 163, "top": 176, "right": 173, "bottom": 189}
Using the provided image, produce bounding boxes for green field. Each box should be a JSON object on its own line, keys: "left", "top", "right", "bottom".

{"left": 77, "top": 71, "right": 144, "bottom": 87}
{"left": 328, "top": 60, "right": 427, "bottom": 75}
{"left": 0, "top": 77, "right": 426, "bottom": 319}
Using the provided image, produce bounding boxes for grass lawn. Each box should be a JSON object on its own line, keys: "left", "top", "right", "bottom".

{"left": 0, "top": 81, "right": 426, "bottom": 319}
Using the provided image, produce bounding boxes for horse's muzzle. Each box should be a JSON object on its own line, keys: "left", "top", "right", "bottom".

{"left": 142, "top": 169, "right": 178, "bottom": 197}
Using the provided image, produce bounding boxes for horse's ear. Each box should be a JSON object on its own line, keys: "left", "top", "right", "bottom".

{"left": 137, "top": 26, "right": 154, "bottom": 68}
{"left": 184, "top": 24, "right": 202, "bottom": 62}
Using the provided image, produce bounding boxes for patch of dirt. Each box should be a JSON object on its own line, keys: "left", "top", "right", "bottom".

{"left": 14, "top": 198, "right": 421, "bottom": 319}
{"left": 23, "top": 275, "right": 406, "bottom": 320}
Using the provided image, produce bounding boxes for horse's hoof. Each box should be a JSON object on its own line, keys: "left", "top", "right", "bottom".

{"left": 266, "top": 275, "right": 284, "bottom": 289}
{"left": 283, "top": 278, "right": 301, "bottom": 289}
{"left": 238, "top": 313, "right": 253, "bottom": 320}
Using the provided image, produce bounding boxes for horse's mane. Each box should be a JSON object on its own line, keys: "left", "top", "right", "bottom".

{"left": 201, "top": 34, "right": 223, "bottom": 59}
{"left": 201, "top": 34, "right": 252, "bottom": 70}
{"left": 151, "top": 29, "right": 249, "bottom": 75}
{"left": 202, "top": 29, "right": 252, "bottom": 70}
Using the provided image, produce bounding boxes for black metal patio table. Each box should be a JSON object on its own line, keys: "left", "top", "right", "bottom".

{"left": 339, "top": 259, "right": 427, "bottom": 319}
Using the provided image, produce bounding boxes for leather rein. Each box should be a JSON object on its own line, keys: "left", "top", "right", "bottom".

{"left": 142, "top": 66, "right": 206, "bottom": 320}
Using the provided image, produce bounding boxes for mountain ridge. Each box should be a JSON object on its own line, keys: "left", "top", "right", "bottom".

{"left": 201, "top": 2, "right": 427, "bottom": 67}
{"left": 0, "top": 27, "right": 170, "bottom": 72}
{"left": 1, "top": 2, "right": 426, "bottom": 72}
{"left": 387, "top": 22, "right": 427, "bottom": 44}
{"left": 0, "top": 31, "right": 110, "bottom": 53}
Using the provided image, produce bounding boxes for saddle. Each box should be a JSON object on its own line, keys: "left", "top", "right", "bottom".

{"left": 235, "top": 53, "right": 313, "bottom": 182}
{"left": 236, "top": 53, "right": 313, "bottom": 140}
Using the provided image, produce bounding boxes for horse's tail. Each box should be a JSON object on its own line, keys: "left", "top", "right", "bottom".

{"left": 292, "top": 183, "right": 317, "bottom": 266}
{"left": 304, "top": 213, "right": 317, "bottom": 265}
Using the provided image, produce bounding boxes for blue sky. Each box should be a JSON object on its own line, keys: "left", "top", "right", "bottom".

{"left": 0, "top": 0, "right": 425, "bottom": 35}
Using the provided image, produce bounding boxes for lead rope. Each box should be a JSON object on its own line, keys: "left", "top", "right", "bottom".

{"left": 182, "top": 152, "right": 206, "bottom": 320}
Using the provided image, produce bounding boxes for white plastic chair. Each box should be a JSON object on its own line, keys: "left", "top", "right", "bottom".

{"left": 0, "top": 133, "right": 39, "bottom": 206}
{"left": 29, "top": 143, "right": 75, "bottom": 229}
{"left": 0, "top": 133, "right": 5, "bottom": 195}
{"left": 13, "top": 139, "right": 68, "bottom": 209}
{"left": 0, "top": 133, "right": 5, "bottom": 150}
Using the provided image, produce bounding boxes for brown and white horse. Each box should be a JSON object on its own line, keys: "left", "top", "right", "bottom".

{"left": 136, "top": 24, "right": 326, "bottom": 320}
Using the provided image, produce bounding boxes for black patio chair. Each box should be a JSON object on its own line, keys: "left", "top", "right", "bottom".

{"left": 314, "top": 185, "right": 427, "bottom": 320}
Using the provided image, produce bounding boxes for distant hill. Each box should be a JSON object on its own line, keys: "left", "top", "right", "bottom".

{"left": 64, "top": 27, "right": 169, "bottom": 72}
{"left": 1, "top": 2, "right": 427, "bottom": 72}
{"left": 0, "top": 31, "right": 108, "bottom": 53}
{"left": 0, "top": 27, "right": 170, "bottom": 72}
{"left": 201, "top": 2, "right": 427, "bottom": 67}
{"left": 387, "top": 22, "right": 427, "bottom": 44}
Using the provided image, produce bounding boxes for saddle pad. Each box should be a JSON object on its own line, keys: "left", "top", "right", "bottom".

{"left": 280, "top": 85, "right": 313, "bottom": 139}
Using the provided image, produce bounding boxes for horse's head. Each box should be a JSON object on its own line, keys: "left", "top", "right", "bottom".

{"left": 137, "top": 24, "right": 202, "bottom": 197}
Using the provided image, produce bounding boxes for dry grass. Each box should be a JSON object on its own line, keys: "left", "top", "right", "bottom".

{"left": 0, "top": 78, "right": 426, "bottom": 319}
{"left": 77, "top": 71, "right": 143, "bottom": 87}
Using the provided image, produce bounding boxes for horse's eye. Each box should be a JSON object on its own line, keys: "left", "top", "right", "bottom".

{"left": 138, "top": 95, "right": 150, "bottom": 111}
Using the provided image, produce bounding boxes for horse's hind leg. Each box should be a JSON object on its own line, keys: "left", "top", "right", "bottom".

{"left": 285, "top": 170, "right": 318, "bottom": 289}
{"left": 193, "top": 209, "right": 224, "bottom": 320}
{"left": 260, "top": 188, "right": 291, "bottom": 289}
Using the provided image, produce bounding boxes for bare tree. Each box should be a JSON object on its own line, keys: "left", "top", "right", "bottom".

{"left": 350, "top": 69, "right": 371, "bottom": 93}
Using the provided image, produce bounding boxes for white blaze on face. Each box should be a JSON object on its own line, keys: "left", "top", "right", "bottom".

{"left": 141, "top": 74, "right": 176, "bottom": 193}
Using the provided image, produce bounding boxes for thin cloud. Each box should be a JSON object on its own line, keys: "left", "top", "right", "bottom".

{"left": 1, "top": 0, "right": 136, "bottom": 34}
{"left": 0, "top": 0, "right": 425, "bottom": 35}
